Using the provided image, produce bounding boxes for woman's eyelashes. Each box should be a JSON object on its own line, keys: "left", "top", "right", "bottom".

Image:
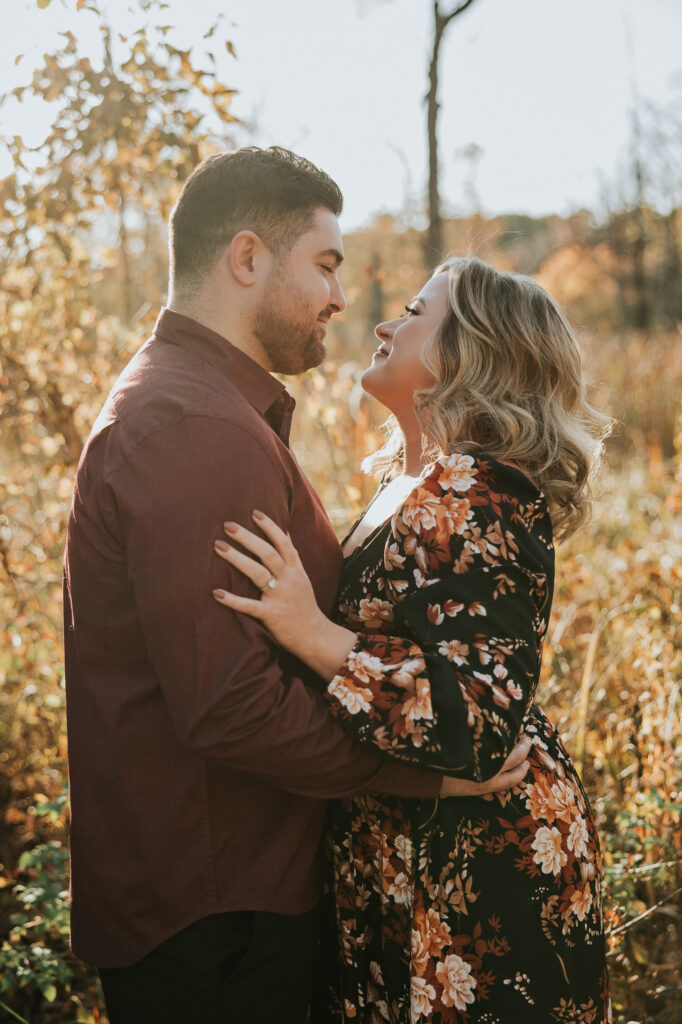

{"left": 404, "top": 304, "right": 419, "bottom": 316}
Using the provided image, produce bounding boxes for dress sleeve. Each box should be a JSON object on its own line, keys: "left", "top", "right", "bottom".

{"left": 324, "top": 455, "right": 551, "bottom": 780}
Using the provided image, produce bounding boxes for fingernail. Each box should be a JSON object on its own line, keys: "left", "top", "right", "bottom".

{"left": 224, "top": 521, "right": 238, "bottom": 533}
{"left": 213, "top": 589, "right": 227, "bottom": 599}
{"left": 252, "top": 509, "right": 264, "bottom": 520}
{"left": 214, "top": 540, "right": 230, "bottom": 552}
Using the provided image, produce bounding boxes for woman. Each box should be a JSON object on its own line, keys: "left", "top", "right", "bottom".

{"left": 212, "top": 257, "right": 612, "bottom": 1023}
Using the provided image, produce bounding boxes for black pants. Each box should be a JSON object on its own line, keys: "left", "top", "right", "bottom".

{"left": 99, "top": 908, "right": 317, "bottom": 1024}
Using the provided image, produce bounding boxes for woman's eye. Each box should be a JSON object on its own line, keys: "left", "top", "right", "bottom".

{"left": 404, "top": 305, "right": 418, "bottom": 316}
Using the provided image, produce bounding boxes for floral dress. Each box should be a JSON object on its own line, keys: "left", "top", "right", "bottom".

{"left": 312, "top": 453, "right": 611, "bottom": 1024}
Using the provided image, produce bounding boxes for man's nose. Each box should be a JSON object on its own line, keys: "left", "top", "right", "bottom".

{"left": 330, "top": 276, "right": 347, "bottom": 315}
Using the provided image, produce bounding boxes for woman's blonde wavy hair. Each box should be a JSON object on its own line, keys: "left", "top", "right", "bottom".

{"left": 363, "top": 256, "right": 613, "bottom": 540}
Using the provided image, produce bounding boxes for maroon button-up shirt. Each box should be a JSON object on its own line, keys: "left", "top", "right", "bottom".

{"left": 63, "top": 309, "right": 440, "bottom": 967}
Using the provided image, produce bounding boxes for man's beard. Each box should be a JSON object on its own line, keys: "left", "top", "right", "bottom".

{"left": 253, "top": 268, "right": 327, "bottom": 375}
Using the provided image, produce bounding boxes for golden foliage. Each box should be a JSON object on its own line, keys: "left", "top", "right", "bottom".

{"left": 0, "top": 5, "right": 681, "bottom": 1021}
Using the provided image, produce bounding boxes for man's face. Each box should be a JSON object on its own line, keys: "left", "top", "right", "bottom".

{"left": 253, "top": 208, "right": 346, "bottom": 374}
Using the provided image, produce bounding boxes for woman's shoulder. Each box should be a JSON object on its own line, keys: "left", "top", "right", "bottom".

{"left": 391, "top": 451, "right": 553, "bottom": 559}
{"left": 416, "top": 451, "right": 542, "bottom": 501}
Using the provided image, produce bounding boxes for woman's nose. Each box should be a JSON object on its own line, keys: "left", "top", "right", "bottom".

{"left": 374, "top": 320, "right": 392, "bottom": 343}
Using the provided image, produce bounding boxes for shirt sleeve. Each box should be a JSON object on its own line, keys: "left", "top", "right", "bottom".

{"left": 323, "top": 455, "right": 550, "bottom": 780}
{"left": 107, "top": 414, "right": 441, "bottom": 801}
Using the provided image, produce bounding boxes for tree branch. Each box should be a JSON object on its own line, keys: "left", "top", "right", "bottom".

{"left": 441, "top": 0, "right": 478, "bottom": 28}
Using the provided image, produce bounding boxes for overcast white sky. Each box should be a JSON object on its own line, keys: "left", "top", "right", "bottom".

{"left": 1, "top": 0, "right": 680, "bottom": 231}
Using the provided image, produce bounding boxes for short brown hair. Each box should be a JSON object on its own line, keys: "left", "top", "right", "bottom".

{"left": 169, "top": 146, "right": 343, "bottom": 288}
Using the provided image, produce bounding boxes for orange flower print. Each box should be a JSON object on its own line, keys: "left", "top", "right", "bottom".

{"left": 384, "top": 541, "right": 406, "bottom": 570}
{"left": 411, "top": 926, "right": 430, "bottom": 975}
{"left": 403, "top": 679, "right": 434, "bottom": 724}
{"left": 443, "top": 599, "right": 465, "bottom": 617}
{"left": 525, "top": 774, "right": 555, "bottom": 822}
{"left": 569, "top": 886, "right": 593, "bottom": 921}
{"left": 410, "top": 976, "right": 437, "bottom": 1021}
{"left": 392, "top": 655, "right": 427, "bottom": 688}
{"left": 531, "top": 825, "right": 568, "bottom": 875}
{"left": 567, "top": 815, "right": 590, "bottom": 858}
{"left": 506, "top": 679, "right": 524, "bottom": 700}
{"left": 327, "top": 677, "right": 373, "bottom": 715}
{"left": 346, "top": 649, "right": 385, "bottom": 683}
{"left": 439, "top": 494, "right": 474, "bottom": 541}
{"left": 424, "top": 908, "right": 452, "bottom": 956}
{"left": 438, "top": 639, "right": 470, "bottom": 665}
{"left": 427, "top": 603, "right": 444, "bottom": 625}
{"left": 387, "top": 871, "right": 412, "bottom": 906}
{"left": 581, "top": 857, "right": 597, "bottom": 882}
{"left": 435, "top": 953, "right": 477, "bottom": 1011}
{"left": 400, "top": 488, "right": 442, "bottom": 534}
{"left": 394, "top": 833, "right": 413, "bottom": 863}
{"left": 550, "top": 778, "right": 578, "bottom": 825}
{"left": 357, "top": 597, "right": 394, "bottom": 630}
{"left": 400, "top": 489, "right": 473, "bottom": 543}
{"left": 436, "top": 453, "right": 478, "bottom": 491}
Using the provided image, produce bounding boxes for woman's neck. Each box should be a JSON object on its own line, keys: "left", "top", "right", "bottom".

{"left": 398, "top": 412, "right": 433, "bottom": 477}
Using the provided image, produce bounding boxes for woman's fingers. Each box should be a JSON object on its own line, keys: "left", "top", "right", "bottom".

{"left": 482, "top": 758, "right": 530, "bottom": 793}
{"left": 221, "top": 520, "right": 285, "bottom": 577}
{"left": 439, "top": 737, "right": 533, "bottom": 798}
{"left": 252, "top": 510, "right": 299, "bottom": 566}
{"left": 214, "top": 539, "right": 274, "bottom": 592}
{"left": 212, "top": 587, "right": 265, "bottom": 619}
{"left": 499, "top": 733, "right": 532, "bottom": 772}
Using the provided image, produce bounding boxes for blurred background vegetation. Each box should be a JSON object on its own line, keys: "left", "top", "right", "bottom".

{"left": 0, "top": 1, "right": 680, "bottom": 1021}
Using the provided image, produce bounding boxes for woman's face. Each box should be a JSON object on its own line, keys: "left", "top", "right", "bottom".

{"left": 361, "top": 271, "right": 449, "bottom": 414}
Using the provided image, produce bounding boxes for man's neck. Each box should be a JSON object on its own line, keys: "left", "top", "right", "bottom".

{"left": 167, "top": 293, "right": 272, "bottom": 372}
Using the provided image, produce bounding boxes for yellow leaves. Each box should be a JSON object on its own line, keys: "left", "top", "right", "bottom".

{"left": 36, "top": 0, "right": 51, "bottom": 7}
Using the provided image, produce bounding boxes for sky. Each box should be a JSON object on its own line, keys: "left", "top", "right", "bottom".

{"left": 1, "top": 0, "right": 681, "bottom": 232}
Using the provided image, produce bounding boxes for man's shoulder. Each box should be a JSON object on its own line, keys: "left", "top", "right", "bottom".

{"left": 88, "top": 338, "right": 276, "bottom": 468}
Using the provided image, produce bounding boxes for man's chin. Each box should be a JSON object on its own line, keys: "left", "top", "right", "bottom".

{"left": 303, "top": 339, "right": 326, "bottom": 371}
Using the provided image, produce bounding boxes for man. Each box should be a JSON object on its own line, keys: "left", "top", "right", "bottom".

{"left": 63, "top": 146, "right": 529, "bottom": 1023}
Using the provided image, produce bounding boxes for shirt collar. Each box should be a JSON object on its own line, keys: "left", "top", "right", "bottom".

{"left": 152, "top": 307, "right": 295, "bottom": 444}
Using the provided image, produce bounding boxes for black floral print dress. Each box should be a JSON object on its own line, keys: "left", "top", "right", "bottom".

{"left": 313, "top": 453, "right": 611, "bottom": 1024}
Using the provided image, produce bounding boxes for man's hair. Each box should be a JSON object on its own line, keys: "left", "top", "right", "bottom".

{"left": 169, "top": 146, "right": 343, "bottom": 288}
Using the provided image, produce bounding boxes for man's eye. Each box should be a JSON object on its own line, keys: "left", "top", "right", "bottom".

{"left": 321, "top": 265, "right": 334, "bottom": 273}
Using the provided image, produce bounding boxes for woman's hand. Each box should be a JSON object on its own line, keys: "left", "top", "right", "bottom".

{"left": 213, "top": 511, "right": 357, "bottom": 676}
{"left": 439, "top": 733, "right": 532, "bottom": 798}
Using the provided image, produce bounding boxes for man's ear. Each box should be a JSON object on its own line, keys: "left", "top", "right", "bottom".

{"left": 227, "top": 230, "right": 270, "bottom": 287}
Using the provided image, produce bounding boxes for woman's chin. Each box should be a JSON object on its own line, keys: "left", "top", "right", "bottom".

{"left": 360, "top": 363, "right": 384, "bottom": 401}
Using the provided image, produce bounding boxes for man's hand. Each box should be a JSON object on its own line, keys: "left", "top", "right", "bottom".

{"left": 439, "top": 733, "right": 532, "bottom": 798}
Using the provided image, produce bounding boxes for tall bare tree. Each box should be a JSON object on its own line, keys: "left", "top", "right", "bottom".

{"left": 425, "top": 0, "right": 479, "bottom": 268}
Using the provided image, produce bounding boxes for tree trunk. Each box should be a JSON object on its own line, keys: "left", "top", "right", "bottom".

{"left": 425, "top": 7, "right": 446, "bottom": 269}
{"left": 423, "top": 0, "right": 478, "bottom": 271}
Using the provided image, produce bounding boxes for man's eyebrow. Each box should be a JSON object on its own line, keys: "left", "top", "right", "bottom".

{"left": 318, "top": 248, "right": 344, "bottom": 266}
